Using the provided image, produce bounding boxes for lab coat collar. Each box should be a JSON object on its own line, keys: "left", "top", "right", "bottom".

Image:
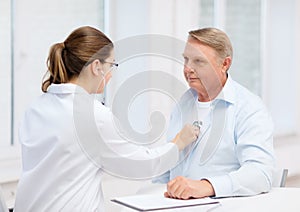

{"left": 47, "top": 83, "right": 89, "bottom": 94}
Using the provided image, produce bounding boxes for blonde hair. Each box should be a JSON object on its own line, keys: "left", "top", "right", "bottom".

{"left": 189, "top": 27, "right": 233, "bottom": 61}
{"left": 42, "top": 26, "right": 113, "bottom": 92}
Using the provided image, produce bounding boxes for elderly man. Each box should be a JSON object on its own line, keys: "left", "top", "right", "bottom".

{"left": 155, "top": 27, "right": 275, "bottom": 199}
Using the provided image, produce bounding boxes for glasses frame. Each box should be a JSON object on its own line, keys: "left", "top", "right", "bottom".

{"left": 103, "top": 61, "right": 119, "bottom": 68}
{"left": 84, "top": 59, "right": 119, "bottom": 68}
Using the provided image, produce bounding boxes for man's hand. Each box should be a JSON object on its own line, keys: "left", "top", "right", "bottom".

{"left": 164, "top": 176, "right": 215, "bottom": 200}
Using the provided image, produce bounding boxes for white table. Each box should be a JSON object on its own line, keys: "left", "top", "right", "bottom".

{"left": 116, "top": 184, "right": 300, "bottom": 212}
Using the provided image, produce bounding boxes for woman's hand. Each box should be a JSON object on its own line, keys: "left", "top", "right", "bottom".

{"left": 172, "top": 124, "right": 199, "bottom": 151}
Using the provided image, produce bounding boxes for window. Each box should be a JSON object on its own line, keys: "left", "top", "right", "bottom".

{"left": 0, "top": 0, "right": 12, "bottom": 150}
{"left": 199, "top": 0, "right": 262, "bottom": 95}
{"left": 0, "top": 0, "right": 105, "bottom": 152}
{"left": 225, "top": 0, "right": 262, "bottom": 95}
{"left": 198, "top": 0, "right": 299, "bottom": 136}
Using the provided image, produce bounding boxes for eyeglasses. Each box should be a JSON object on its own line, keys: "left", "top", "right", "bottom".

{"left": 103, "top": 61, "right": 119, "bottom": 71}
{"left": 84, "top": 59, "right": 119, "bottom": 70}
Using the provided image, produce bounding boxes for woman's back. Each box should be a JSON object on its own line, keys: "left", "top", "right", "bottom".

{"left": 14, "top": 83, "right": 104, "bottom": 212}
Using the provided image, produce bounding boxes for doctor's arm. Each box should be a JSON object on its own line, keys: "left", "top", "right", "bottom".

{"left": 95, "top": 105, "right": 198, "bottom": 179}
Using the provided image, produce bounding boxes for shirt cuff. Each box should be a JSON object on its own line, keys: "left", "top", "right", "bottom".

{"left": 204, "top": 174, "right": 233, "bottom": 197}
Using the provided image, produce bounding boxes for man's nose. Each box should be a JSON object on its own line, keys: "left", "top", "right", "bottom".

{"left": 184, "top": 64, "right": 195, "bottom": 73}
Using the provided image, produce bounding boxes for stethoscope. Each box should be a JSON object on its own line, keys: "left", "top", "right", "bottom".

{"left": 193, "top": 120, "right": 202, "bottom": 131}
{"left": 101, "top": 71, "right": 106, "bottom": 105}
{"left": 192, "top": 100, "right": 228, "bottom": 165}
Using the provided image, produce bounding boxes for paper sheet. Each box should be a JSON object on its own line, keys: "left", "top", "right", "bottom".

{"left": 112, "top": 194, "right": 219, "bottom": 211}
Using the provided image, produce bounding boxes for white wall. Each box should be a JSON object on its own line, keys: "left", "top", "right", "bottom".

{"left": 0, "top": 0, "right": 12, "bottom": 149}
{"left": 263, "top": 0, "right": 299, "bottom": 136}
{"left": 106, "top": 0, "right": 199, "bottom": 142}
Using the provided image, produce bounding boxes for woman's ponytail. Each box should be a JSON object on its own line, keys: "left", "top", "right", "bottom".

{"left": 41, "top": 26, "right": 113, "bottom": 92}
{"left": 42, "top": 42, "right": 68, "bottom": 92}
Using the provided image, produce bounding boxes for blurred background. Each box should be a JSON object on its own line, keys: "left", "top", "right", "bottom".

{"left": 0, "top": 0, "right": 299, "bottom": 211}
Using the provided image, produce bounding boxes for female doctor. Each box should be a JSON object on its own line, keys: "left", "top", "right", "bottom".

{"left": 14, "top": 26, "right": 198, "bottom": 212}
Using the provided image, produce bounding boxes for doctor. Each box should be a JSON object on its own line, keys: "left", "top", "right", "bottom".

{"left": 14, "top": 26, "right": 198, "bottom": 212}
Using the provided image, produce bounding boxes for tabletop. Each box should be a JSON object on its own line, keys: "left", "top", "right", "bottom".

{"left": 115, "top": 184, "right": 300, "bottom": 212}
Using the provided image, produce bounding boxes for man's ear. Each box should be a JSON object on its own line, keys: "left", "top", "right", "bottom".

{"left": 91, "top": 59, "right": 102, "bottom": 76}
{"left": 222, "top": 57, "right": 232, "bottom": 73}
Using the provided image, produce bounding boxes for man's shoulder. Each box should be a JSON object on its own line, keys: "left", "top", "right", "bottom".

{"left": 231, "top": 79, "right": 263, "bottom": 103}
{"left": 229, "top": 79, "right": 268, "bottom": 117}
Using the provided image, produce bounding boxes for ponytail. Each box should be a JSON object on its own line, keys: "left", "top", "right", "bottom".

{"left": 42, "top": 42, "right": 68, "bottom": 92}
{"left": 41, "top": 26, "right": 113, "bottom": 92}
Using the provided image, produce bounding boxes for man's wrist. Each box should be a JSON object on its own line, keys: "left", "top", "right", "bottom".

{"left": 200, "top": 179, "right": 215, "bottom": 197}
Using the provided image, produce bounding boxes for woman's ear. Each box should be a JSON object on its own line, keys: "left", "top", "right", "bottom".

{"left": 91, "top": 59, "right": 102, "bottom": 76}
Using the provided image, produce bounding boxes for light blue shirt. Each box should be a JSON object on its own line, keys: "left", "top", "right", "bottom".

{"left": 154, "top": 76, "right": 275, "bottom": 197}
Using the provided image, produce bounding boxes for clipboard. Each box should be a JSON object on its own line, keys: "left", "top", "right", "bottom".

{"left": 111, "top": 194, "right": 219, "bottom": 211}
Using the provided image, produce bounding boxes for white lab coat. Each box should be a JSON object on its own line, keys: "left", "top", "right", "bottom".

{"left": 14, "top": 83, "right": 178, "bottom": 212}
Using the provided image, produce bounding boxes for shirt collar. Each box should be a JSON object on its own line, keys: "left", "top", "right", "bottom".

{"left": 214, "top": 74, "right": 236, "bottom": 105}
{"left": 47, "top": 83, "right": 89, "bottom": 94}
{"left": 189, "top": 74, "right": 236, "bottom": 105}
